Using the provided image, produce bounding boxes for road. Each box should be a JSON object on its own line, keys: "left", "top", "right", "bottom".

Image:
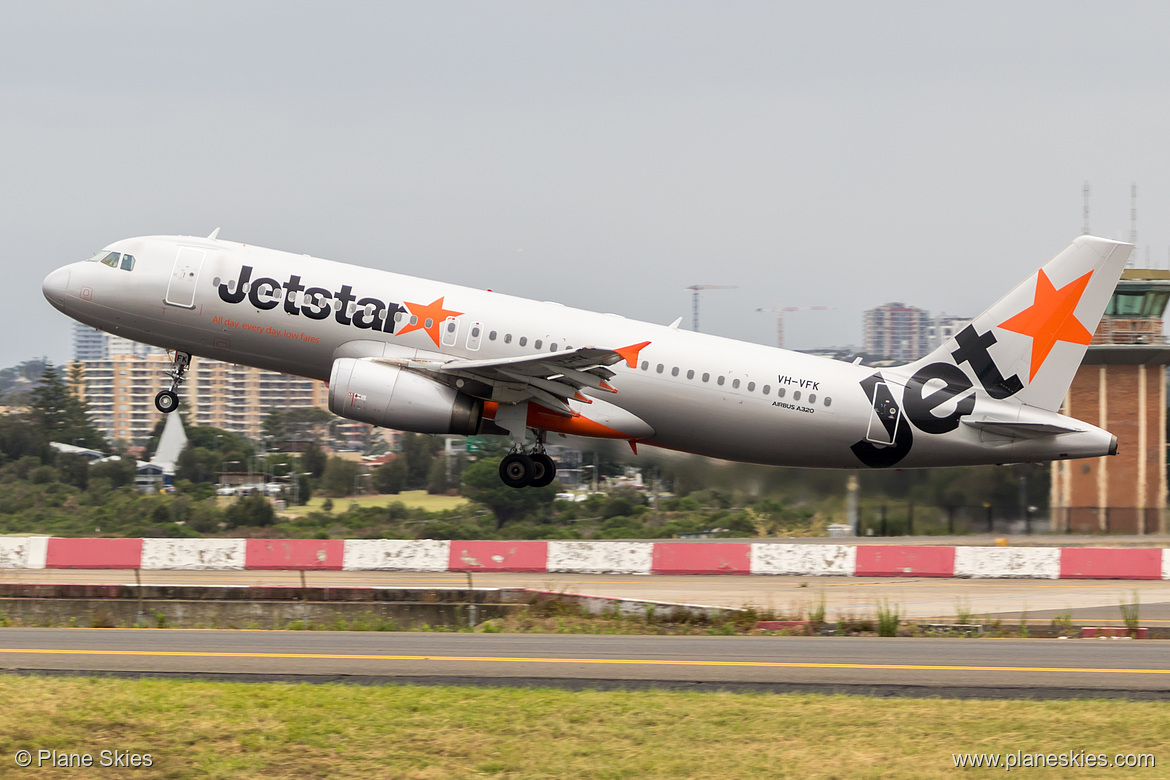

{"left": 6, "top": 569, "right": 1170, "bottom": 624}
{"left": 1, "top": 628, "right": 1168, "bottom": 699}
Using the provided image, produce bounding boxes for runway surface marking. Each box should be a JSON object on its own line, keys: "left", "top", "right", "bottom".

{"left": 1, "top": 648, "right": 1167, "bottom": 675}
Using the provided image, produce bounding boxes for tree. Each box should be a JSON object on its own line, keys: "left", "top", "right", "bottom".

{"left": 224, "top": 493, "right": 275, "bottom": 528}
{"left": 373, "top": 458, "right": 407, "bottom": 494}
{"left": 320, "top": 456, "right": 361, "bottom": 497}
{"left": 56, "top": 452, "right": 89, "bottom": 490}
{"left": 399, "top": 432, "right": 438, "bottom": 489}
{"left": 0, "top": 413, "right": 47, "bottom": 463}
{"left": 90, "top": 456, "right": 137, "bottom": 488}
{"left": 300, "top": 440, "right": 327, "bottom": 479}
{"left": 27, "top": 363, "right": 106, "bottom": 450}
{"left": 261, "top": 410, "right": 288, "bottom": 452}
{"left": 461, "top": 457, "right": 558, "bottom": 529}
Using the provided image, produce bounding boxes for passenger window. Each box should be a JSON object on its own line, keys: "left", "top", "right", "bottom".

{"left": 763, "top": 385, "right": 771, "bottom": 395}
{"left": 550, "top": 343, "right": 558, "bottom": 352}
{"left": 641, "top": 361, "right": 649, "bottom": 370}
{"left": 824, "top": 397, "right": 832, "bottom": 407}
{"left": 655, "top": 363, "right": 664, "bottom": 373}
{"left": 794, "top": 391, "right": 802, "bottom": 401}
{"left": 732, "top": 379, "right": 740, "bottom": 389}
{"left": 489, "top": 331, "right": 497, "bottom": 340}
{"left": 504, "top": 334, "right": 512, "bottom": 344}
{"left": 534, "top": 339, "right": 543, "bottom": 350}
{"left": 519, "top": 337, "right": 527, "bottom": 347}
{"left": 671, "top": 367, "right": 679, "bottom": 377}
{"left": 778, "top": 388, "right": 786, "bottom": 398}
{"left": 808, "top": 393, "right": 816, "bottom": 404}
{"left": 686, "top": 370, "right": 694, "bottom": 380}
{"left": 747, "top": 381, "right": 755, "bottom": 392}
{"left": 702, "top": 373, "right": 710, "bottom": 382}
{"left": 717, "top": 376, "right": 725, "bottom": 386}
{"left": 120, "top": 254, "right": 135, "bottom": 271}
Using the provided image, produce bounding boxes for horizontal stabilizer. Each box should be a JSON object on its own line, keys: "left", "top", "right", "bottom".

{"left": 961, "top": 418, "right": 1085, "bottom": 439}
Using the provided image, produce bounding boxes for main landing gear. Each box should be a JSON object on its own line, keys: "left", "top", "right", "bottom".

{"left": 154, "top": 351, "right": 191, "bottom": 414}
{"left": 499, "top": 434, "right": 558, "bottom": 489}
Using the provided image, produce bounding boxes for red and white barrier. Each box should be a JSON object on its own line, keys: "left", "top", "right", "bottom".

{"left": 2, "top": 538, "right": 1169, "bottom": 579}
{"left": 449, "top": 541, "right": 549, "bottom": 573}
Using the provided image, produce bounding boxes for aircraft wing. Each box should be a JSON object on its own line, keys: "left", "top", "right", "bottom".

{"left": 373, "top": 341, "right": 651, "bottom": 416}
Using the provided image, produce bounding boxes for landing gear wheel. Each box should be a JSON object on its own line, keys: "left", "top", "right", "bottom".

{"left": 154, "top": 390, "right": 179, "bottom": 414}
{"left": 529, "top": 452, "right": 557, "bottom": 488}
{"left": 499, "top": 453, "right": 534, "bottom": 488}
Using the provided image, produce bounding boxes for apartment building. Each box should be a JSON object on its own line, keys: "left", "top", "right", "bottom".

{"left": 72, "top": 353, "right": 329, "bottom": 446}
{"left": 862, "top": 302, "right": 932, "bottom": 361}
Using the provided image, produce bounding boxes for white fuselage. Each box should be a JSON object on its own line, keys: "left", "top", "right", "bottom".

{"left": 42, "top": 235, "right": 1117, "bottom": 469}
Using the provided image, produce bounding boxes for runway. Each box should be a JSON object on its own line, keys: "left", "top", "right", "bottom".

{"left": 2, "top": 628, "right": 1168, "bottom": 699}
{"left": 6, "top": 568, "right": 1170, "bottom": 624}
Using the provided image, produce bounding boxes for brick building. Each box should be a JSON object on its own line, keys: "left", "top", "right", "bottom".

{"left": 1050, "top": 269, "right": 1170, "bottom": 534}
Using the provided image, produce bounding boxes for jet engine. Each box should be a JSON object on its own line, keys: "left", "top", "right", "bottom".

{"left": 328, "top": 358, "right": 483, "bottom": 435}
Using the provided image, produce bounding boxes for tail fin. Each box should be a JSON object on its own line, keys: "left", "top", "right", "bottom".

{"left": 906, "top": 235, "right": 1132, "bottom": 411}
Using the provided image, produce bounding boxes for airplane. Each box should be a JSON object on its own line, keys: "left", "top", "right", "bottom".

{"left": 42, "top": 233, "right": 1131, "bottom": 488}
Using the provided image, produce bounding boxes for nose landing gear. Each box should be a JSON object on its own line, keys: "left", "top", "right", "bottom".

{"left": 154, "top": 351, "right": 191, "bottom": 414}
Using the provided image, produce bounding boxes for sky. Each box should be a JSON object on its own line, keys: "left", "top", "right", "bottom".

{"left": 6, "top": 2, "right": 1170, "bottom": 369}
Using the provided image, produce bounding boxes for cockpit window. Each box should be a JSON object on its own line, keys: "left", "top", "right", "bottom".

{"left": 86, "top": 250, "right": 135, "bottom": 270}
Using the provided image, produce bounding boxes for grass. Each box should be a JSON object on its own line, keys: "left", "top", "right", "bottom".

{"left": 277, "top": 490, "right": 469, "bottom": 516}
{"left": 1120, "top": 591, "right": 1141, "bottom": 633}
{"left": 1, "top": 675, "right": 1167, "bottom": 779}
{"left": 1051, "top": 610, "right": 1076, "bottom": 637}
{"left": 875, "top": 598, "right": 901, "bottom": 637}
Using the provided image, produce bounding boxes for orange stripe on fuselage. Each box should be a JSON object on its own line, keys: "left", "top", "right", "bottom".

{"left": 484, "top": 401, "right": 635, "bottom": 441}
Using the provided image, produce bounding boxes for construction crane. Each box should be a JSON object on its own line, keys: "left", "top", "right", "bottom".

{"left": 755, "top": 305, "right": 835, "bottom": 349}
{"left": 685, "top": 285, "right": 737, "bottom": 332}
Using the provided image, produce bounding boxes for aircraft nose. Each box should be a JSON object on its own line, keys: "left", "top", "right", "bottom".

{"left": 42, "top": 266, "right": 71, "bottom": 307}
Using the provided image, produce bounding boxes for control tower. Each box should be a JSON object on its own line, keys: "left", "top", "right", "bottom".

{"left": 1051, "top": 269, "right": 1170, "bottom": 534}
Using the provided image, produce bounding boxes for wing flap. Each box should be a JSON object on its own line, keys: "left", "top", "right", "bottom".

{"left": 377, "top": 342, "right": 650, "bottom": 417}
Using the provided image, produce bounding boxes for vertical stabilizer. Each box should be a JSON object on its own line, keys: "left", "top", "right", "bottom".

{"left": 906, "top": 236, "right": 1132, "bottom": 412}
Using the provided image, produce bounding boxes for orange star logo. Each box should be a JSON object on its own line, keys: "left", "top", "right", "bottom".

{"left": 398, "top": 297, "right": 463, "bottom": 347}
{"left": 998, "top": 269, "right": 1094, "bottom": 381}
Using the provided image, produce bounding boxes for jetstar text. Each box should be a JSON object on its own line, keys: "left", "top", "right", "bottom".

{"left": 218, "top": 265, "right": 407, "bottom": 332}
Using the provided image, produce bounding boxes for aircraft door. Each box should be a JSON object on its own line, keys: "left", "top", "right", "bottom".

{"left": 865, "top": 381, "right": 901, "bottom": 446}
{"left": 466, "top": 321, "right": 483, "bottom": 351}
{"left": 165, "top": 247, "right": 206, "bottom": 308}
{"left": 440, "top": 316, "right": 460, "bottom": 347}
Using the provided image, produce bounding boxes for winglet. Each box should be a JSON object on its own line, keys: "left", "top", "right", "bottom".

{"left": 628, "top": 440, "right": 639, "bottom": 454}
{"left": 208, "top": 227, "right": 221, "bottom": 240}
{"left": 614, "top": 341, "right": 651, "bottom": 369}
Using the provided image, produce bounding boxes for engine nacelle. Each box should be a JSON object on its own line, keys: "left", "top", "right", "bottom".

{"left": 328, "top": 358, "right": 483, "bottom": 435}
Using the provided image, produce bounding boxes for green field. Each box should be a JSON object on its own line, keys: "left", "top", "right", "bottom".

{"left": 275, "top": 490, "right": 469, "bottom": 515}
{"left": 1, "top": 676, "right": 1165, "bottom": 778}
